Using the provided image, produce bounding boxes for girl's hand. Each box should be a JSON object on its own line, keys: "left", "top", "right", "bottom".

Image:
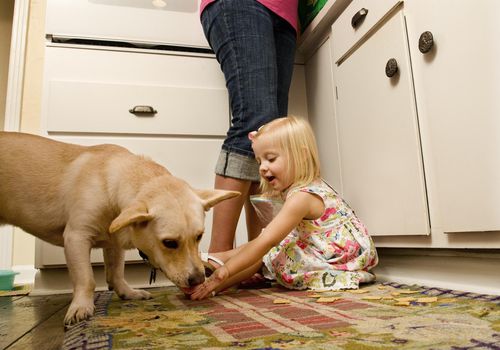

{"left": 190, "top": 265, "right": 230, "bottom": 300}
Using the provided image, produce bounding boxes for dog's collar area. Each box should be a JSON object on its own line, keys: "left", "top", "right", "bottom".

{"left": 138, "top": 249, "right": 149, "bottom": 261}
{"left": 138, "top": 249, "right": 157, "bottom": 285}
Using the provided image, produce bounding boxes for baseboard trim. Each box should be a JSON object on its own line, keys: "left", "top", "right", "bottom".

{"left": 373, "top": 250, "right": 500, "bottom": 295}
{"left": 31, "top": 263, "right": 173, "bottom": 296}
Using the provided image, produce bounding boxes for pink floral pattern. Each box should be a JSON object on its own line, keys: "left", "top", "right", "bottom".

{"left": 262, "top": 179, "right": 378, "bottom": 290}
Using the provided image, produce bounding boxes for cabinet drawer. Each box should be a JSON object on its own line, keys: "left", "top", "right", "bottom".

{"left": 43, "top": 46, "right": 229, "bottom": 136}
{"left": 331, "top": 0, "right": 402, "bottom": 64}
{"left": 46, "top": 0, "right": 209, "bottom": 49}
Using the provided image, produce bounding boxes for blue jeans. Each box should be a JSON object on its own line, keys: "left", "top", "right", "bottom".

{"left": 201, "top": 0, "right": 297, "bottom": 181}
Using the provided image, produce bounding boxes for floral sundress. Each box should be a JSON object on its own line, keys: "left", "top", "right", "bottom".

{"left": 262, "top": 179, "right": 379, "bottom": 290}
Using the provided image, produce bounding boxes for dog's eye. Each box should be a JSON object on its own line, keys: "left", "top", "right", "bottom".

{"left": 196, "top": 234, "right": 203, "bottom": 242}
{"left": 162, "top": 239, "right": 178, "bottom": 249}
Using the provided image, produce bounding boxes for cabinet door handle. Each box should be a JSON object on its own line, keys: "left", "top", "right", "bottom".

{"left": 418, "top": 31, "right": 434, "bottom": 53}
{"left": 351, "top": 8, "right": 368, "bottom": 28}
{"left": 129, "top": 105, "right": 158, "bottom": 116}
{"left": 385, "top": 58, "right": 398, "bottom": 78}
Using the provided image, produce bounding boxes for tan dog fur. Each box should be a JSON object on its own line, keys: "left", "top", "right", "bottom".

{"left": 0, "top": 132, "right": 239, "bottom": 324}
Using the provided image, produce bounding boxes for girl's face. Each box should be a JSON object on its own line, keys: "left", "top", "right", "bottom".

{"left": 252, "top": 134, "right": 293, "bottom": 192}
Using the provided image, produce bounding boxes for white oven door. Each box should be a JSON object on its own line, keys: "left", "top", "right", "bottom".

{"left": 45, "top": 0, "right": 209, "bottom": 49}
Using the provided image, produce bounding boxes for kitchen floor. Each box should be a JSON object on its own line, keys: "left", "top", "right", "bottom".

{"left": 1, "top": 293, "right": 71, "bottom": 350}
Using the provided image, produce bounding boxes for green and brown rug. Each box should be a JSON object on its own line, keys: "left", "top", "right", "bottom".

{"left": 63, "top": 282, "right": 500, "bottom": 349}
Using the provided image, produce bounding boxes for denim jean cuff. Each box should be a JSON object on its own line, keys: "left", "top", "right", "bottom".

{"left": 215, "top": 149, "right": 260, "bottom": 182}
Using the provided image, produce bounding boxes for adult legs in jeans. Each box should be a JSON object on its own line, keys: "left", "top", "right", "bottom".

{"left": 202, "top": 0, "right": 296, "bottom": 252}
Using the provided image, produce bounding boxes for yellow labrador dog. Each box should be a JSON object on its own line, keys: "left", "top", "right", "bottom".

{"left": 0, "top": 132, "right": 239, "bottom": 324}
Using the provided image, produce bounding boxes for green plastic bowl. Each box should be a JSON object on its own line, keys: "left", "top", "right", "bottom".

{"left": 0, "top": 270, "right": 19, "bottom": 291}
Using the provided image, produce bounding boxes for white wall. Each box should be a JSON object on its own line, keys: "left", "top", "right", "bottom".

{"left": 0, "top": 0, "right": 15, "bottom": 129}
{"left": 12, "top": 0, "right": 47, "bottom": 267}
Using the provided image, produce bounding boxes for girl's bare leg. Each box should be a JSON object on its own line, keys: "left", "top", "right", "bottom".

{"left": 209, "top": 175, "right": 251, "bottom": 252}
{"left": 245, "top": 182, "right": 264, "bottom": 241}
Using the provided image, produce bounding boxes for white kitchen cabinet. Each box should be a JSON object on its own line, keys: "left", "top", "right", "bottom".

{"left": 45, "top": 0, "right": 209, "bottom": 49}
{"left": 405, "top": 0, "right": 500, "bottom": 234}
{"left": 42, "top": 46, "right": 229, "bottom": 136}
{"left": 331, "top": 5, "right": 429, "bottom": 236}
{"left": 304, "top": 37, "right": 342, "bottom": 192}
{"left": 326, "top": 0, "right": 500, "bottom": 247}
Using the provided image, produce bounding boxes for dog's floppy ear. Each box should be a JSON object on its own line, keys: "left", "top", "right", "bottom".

{"left": 109, "top": 202, "right": 154, "bottom": 233}
{"left": 194, "top": 189, "right": 240, "bottom": 211}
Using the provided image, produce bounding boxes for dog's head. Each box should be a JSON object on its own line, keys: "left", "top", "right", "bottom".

{"left": 108, "top": 176, "right": 239, "bottom": 288}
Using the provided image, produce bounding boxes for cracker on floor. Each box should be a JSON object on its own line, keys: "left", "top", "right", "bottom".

{"left": 361, "top": 295, "right": 383, "bottom": 300}
{"left": 394, "top": 301, "right": 411, "bottom": 306}
{"left": 395, "top": 297, "right": 417, "bottom": 303}
{"left": 273, "top": 298, "right": 292, "bottom": 304}
{"left": 308, "top": 293, "right": 325, "bottom": 298}
{"left": 397, "top": 289, "right": 420, "bottom": 294}
{"left": 348, "top": 289, "right": 369, "bottom": 294}
{"left": 316, "top": 297, "right": 341, "bottom": 303}
{"left": 417, "top": 297, "right": 438, "bottom": 303}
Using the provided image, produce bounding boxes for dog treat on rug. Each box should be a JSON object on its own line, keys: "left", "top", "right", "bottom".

{"left": 361, "top": 295, "right": 383, "bottom": 300}
{"left": 395, "top": 289, "right": 420, "bottom": 294}
{"left": 392, "top": 291, "right": 420, "bottom": 296}
{"left": 395, "top": 297, "right": 417, "bottom": 303}
{"left": 308, "top": 293, "right": 325, "bottom": 298}
{"left": 394, "top": 301, "right": 411, "bottom": 306}
{"left": 273, "top": 298, "right": 292, "bottom": 304}
{"left": 316, "top": 297, "right": 341, "bottom": 303}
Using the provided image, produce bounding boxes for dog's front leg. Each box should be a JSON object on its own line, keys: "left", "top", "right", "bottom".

{"left": 103, "top": 246, "right": 152, "bottom": 300}
{"left": 63, "top": 230, "right": 96, "bottom": 325}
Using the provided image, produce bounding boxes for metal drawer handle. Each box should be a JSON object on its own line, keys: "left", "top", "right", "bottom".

{"left": 418, "top": 31, "right": 434, "bottom": 54}
{"left": 129, "top": 105, "right": 158, "bottom": 116}
{"left": 385, "top": 58, "right": 398, "bottom": 78}
{"left": 351, "top": 8, "right": 368, "bottom": 28}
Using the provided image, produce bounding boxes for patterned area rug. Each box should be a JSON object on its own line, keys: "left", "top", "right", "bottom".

{"left": 63, "top": 282, "right": 500, "bottom": 350}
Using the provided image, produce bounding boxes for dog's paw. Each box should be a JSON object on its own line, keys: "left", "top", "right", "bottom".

{"left": 64, "top": 300, "right": 95, "bottom": 325}
{"left": 118, "top": 288, "right": 152, "bottom": 300}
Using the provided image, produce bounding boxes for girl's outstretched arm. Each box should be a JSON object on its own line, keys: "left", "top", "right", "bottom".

{"left": 189, "top": 260, "right": 262, "bottom": 300}
{"left": 189, "top": 191, "right": 317, "bottom": 300}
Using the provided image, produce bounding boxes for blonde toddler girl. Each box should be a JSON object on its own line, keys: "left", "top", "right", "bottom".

{"left": 189, "top": 116, "right": 378, "bottom": 299}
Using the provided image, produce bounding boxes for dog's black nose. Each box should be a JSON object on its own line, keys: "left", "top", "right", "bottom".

{"left": 188, "top": 272, "right": 205, "bottom": 287}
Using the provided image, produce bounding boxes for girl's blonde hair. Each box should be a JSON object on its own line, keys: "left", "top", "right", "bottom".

{"left": 253, "top": 116, "right": 321, "bottom": 194}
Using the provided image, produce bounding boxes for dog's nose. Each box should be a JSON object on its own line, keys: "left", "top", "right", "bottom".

{"left": 188, "top": 272, "right": 205, "bottom": 287}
